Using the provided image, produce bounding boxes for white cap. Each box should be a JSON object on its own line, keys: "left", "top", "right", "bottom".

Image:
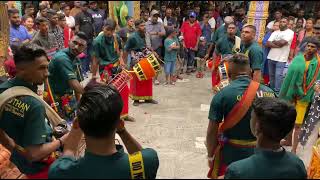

{"left": 224, "top": 16, "right": 234, "bottom": 24}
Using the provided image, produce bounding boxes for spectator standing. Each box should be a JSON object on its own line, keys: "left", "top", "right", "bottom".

{"left": 70, "top": 1, "right": 82, "bottom": 17}
{"left": 163, "top": 8, "right": 178, "bottom": 30}
{"left": 23, "top": 3, "right": 35, "bottom": 19}
{"left": 208, "top": 10, "right": 216, "bottom": 32}
{"left": 141, "top": 10, "right": 150, "bottom": 22}
{"left": 288, "top": 19, "right": 297, "bottom": 61}
{"left": 234, "top": 7, "right": 246, "bottom": 31}
{"left": 200, "top": 13, "right": 213, "bottom": 43}
{"left": 31, "top": 17, "right": 58, "bottom": 54}
{"left": 57, "top": 13, "right": 74, "bottom": 48}
{"left": 160, "top": 4, "right": 167, "bottom": 19}
{"left": 180, "top": 12, "right": 202, "bottom": 74}
{"left": 88, "top": 1, "right": 106, "bottom": 35}
{"left": 294, "top": 9, "right": 306, "bottom": 28}
{"left": 23, "top": 16, "right": 37, "bottom": 38}
{"left": 296, "top": 18, "right": 314, "bottom": 55}
{"left": 262, "top": 21, "right": 280, "bottom": 85}
{"left": 174, "top": 6, "right": 183, "bottom": 29}
{"left": 118, "top": 16, "right": 135, "bottom": 44}
{"left": 75, "top": 1, "right": 95, "bottom": 75}
{"left": 266, "top": 17, "right": 294, "bottom": 94}
{"left": 195, "top": 37, "right": 209, "bottom": 78}
{"left": 164, "top": 28, "right": 179, "bottom": 85}
{"left": 145, "top": 10, "right": 166, "bottom": 85}
{"left": 194, "top": 4, "right": 202, "bottom": 21}
{"left": 294, "top": 18, "right": 304, "bottom": 34}
{"left": 9, "top": 8, "right": 32, "bottom": 48}
{"left": 266, "top": 10, "right": 282, "bottom": 32}
{"left": 36, "top": 4, "right": 48, "bottom": 19}
{"left": 62, "top": 3, "right": 75, "bottom": 29}
{"left": 47, "top": 9, "right": 64, "bottom": 50}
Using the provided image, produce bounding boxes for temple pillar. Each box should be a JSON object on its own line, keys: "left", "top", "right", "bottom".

{"left": 0, "top": 2, "right": 9, "bottom": 81}
{"left": 246, "top": 1, "right": 269, "bottom": 45}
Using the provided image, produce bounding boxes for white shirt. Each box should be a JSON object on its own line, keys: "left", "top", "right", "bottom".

{"left": 148, "top": 17, "right": 163, "bottom": 24}
{"left": 66, "top": 16, "right": 75, "bottom": 28}
{"left": 267, "top": 29, "right": 294, "bottom": 62}
{"left": 266, "top": 20, "right": 275, "bottom": 30}
{"left": 208, "top": 17, "right": 216, "bottom": 29}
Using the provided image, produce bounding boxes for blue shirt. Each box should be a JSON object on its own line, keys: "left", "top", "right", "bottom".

{"left": 200, "top": 22, "right": 212, "bottom": 42}
{"left": 10, "top": 25, "right": 32, "bottom": 46}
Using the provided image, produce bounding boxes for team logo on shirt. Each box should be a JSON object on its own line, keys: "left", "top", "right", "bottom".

{"left": 4, "top": 98, "right": 30, "bottom": 118}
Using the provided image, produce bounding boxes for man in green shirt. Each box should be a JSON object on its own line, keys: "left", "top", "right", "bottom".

{"left": 123, "top": 19, "right": 158, "bottom": 106}
{"left": 45, "top": 32, "right": 88, "bottom": 122}
{"left": 91, "top": 18, "right": 135, "bottom": 122}
{"left": 241, "top": 25, "right": 264, "bottom": 82}
{"left": 206, "top": 16, "right": 241, "bottom": 59}
{"left": 224, "top": 97, "right": 307, "bottom": 179}
{"left": 0, "top": 43, "right": 68, "bottom": 178}
{"left": 215, "top": 22, "right": 240, "bottom": 57}
{"left": 49, "top": 83, "right": 159, "bottom": 179}
{"left": 206, "top": 53, "right": 275, "bottom": 178}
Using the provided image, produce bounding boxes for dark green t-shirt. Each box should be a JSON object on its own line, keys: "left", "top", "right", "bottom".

{"left": 48, "top": 145, "right": 159, "bottom": 179}
{"left": 225, "top": 148, "right": 307, "bottom": 179}
{"left": 215, "top": 36, "right": 235, "bottom": 56}
{"left": 124, "top": 31, "right": 146, "bottom": 52}
{"left": 211, "top": 25, "right": 241, "bottom": 45}
{"left": 208, "top": 76, "right": 275, "bottom": 165}
{"left": 0, "top": 78, "right": 53, "bottom": 175}
{"left": 48, "top": 48, "right": 83, "bottom": 96}
{"left": 164, "top": 37, "right": 179, "bottom": 62}
{"left": 241, "top": 42, "right": 264, "bottom": 70}
{"left": 91, "top": 34, "right": 122, "bottom": 66}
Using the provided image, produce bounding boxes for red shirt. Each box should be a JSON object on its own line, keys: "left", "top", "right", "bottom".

{"left": 180, "top": 20, "right": 202, "bottom": 49}
{"left": 64, "top": 26, "right": 74, "bottom": 48}
{"left": 290, "top": 32, "right": 297, "bottom": 50}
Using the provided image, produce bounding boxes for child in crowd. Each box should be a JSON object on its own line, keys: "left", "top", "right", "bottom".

{"left": 224, "top": 97, "right": 307, "bottom": 179}
{"left": 173, "top": 35, "right": 185, "bottom": 81}
{"left": 195, "top": 36, "right": 209, "bottom": 78}
{"left": 164, "top": 28, "right": 180, "bottom": 85}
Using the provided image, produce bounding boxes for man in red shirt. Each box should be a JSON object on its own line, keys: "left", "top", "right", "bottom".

{"left": 180, "top": 11, "right": 202, "bottom": 74}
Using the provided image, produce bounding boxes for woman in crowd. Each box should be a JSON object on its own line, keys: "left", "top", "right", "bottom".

{"left": 296, "top": 18, "right": 314, "bottom": 54}
{"left": 23, "top": 16, "right": 37, "bottom": 38}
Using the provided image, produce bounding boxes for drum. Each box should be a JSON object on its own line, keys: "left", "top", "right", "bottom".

{"left": 217, "top": 61, "right": 230, "bottom": 91}
{"left": 108, "top": 69, "right": 132, "bottom": 92}
{"left": 132, "top": 53, "right": 161, "bottom": 81}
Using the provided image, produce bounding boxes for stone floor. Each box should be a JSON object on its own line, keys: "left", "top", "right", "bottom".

{"left": 83, "top": 69, "right": 317, "bottom": 179}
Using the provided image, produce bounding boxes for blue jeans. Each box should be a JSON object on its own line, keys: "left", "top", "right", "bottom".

{"left": 184, "top": 48, "right": 195, "bottom": 70}
{"left": 268, "top": 59, "right": 286, "bottom": 93}
{"left": 81, "top": 42, "right": 93, "bottom": 75}
{"left": 164, "top": 61, "right": 176, "bottom": 75}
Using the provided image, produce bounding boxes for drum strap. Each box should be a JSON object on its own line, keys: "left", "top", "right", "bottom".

{"left": 219, "top": 80, "right": 260, "bottom": 133}
{"left": 0, "top": 86, "right": 63, "bottom": 157}
{"left": 128, "top": 151, "right": 146, "bottom": 179}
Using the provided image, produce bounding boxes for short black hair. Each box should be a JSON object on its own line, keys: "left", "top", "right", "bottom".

{"left": 306, "top": 37, "right": 320, "bottom": 48}
{"left": 75, "top": 31, "right": 89, "bottom": 42}
{"left": 25, "top": 3, "right": 34, "bottom": 9}
{"left": 228, "top": 53, "right": 249, "bottom": 66}
{"left": 35, "top": 16, "right": 49, "bottom": 25}
{"left": 13, "top": 43, "right": 48, "bottom": 66}
{"left": 135, "top": 19, "right": 145, "bottom": 27}
{"left": 252, "top": 97, "right": 296, "bottom": 142}
{"left": 47, "top": 9, "right": 57, "bottom": 18}
{"left": 77, "top": 83, "right": 123, "bottom": 138}
{"left": 8, "top": 8, "right": 19, "bottom": 17}
{"left": 103, "top": 18, "right": 116, "bottom": 30}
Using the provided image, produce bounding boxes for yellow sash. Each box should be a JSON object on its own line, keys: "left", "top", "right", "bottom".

{"left": 128, "top": 151, "right": 146, "bottom": 179}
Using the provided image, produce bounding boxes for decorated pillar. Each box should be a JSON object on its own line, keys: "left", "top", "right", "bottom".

{"left": 0, "top": 2, "right": 9, "bottom": 81}
{"left": 108, "top": 1, "right": 140, "bottom": 29}
{"left": 246, "top": 1, "right": 269, "bottom": 45}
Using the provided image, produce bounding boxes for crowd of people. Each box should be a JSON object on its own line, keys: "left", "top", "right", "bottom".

{"left": 0, "top": 0, "right": 320, "bottom": 179}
